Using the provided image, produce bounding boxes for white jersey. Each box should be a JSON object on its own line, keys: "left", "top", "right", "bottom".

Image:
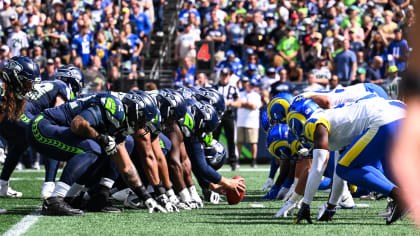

{"left": 299, "top": 83, "right": 374, "bottom": 107}
{"left": 304, "top": 96, "right": 405, "bottom": 151}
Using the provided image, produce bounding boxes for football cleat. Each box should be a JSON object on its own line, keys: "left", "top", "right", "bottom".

{"left": 317, "top": 203, "right": 336, "bottom": 221}
{"left": 0, "top": 185, "right": 22, "bottom": 198}
{"left": 42, "top": 197, "right": 84, "bottom": 216}
{"left": 378, "top": 198, "right": 393, "bottom": 217}
{"left": 338, "top": 189, "right": 355, "bottom": 209}
{"left": 124, "top": 192, "right": 145, "bottom": 210}
{"left": 41, "top": 182, "right": 55, "bottom": 199}
{"left": 275, "top": 199, "right": 297, "bottom": 217}
{"left": 386, "top": 200, "right": 406, "bottom": 225}
{"left": 360, "top": 192, "right": 376, "bottom": 201}
{"left": 86, "top": 189, "right": 121, "bottom": 213}
{"left": 202, "top": 188, "right": 220, "bottom": 204}
{"left": 111, "top": 188, "right": 133, "bottom": 202}
{"left": 294, "top": 204, "right": 313, "bottom": 224}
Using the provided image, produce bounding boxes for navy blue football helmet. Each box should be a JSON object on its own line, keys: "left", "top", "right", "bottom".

{"left": 157, "top": 89, "right": 187, "bottom": 122}
{"left": 191, "top": 101, "right": 220, "bottom": 136}
{"left": 195, "top": 87, "right": 226, "bottom": 117}
{"left": 122, "top": 91, "right": 159, "bottom": 134}
{"left": 176, "top": 86, "right": 198, "bottom": 100}
{"left": 1, "top": 56, "right": 41, "bottom": 98}
{"left": 54, "top": 65, "right": 85, "bottom": 97}
{"left": 204, "top": 140, "right": 227, "bottom": 170}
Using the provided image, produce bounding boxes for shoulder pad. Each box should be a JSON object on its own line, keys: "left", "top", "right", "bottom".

{"left": 304, "top": 116, "right": 330, "bottom": 142}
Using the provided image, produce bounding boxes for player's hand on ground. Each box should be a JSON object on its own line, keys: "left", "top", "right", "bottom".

{"left": 145, "top": 198, "right": 167, "bottom": 213}
{"left": 156, "top": 194, "right": 179, "bottom": 212}
{"left": 294, "top": 204, "right": 313, "bottom": 224}
{"left": 276, "top": 187, "right": 289, "bottom": 200}
{"left": 262, "top": 185, "right": 280, "bottom": 200}
{"left": 261, "top": 178, "right": 273, "bottom": 191}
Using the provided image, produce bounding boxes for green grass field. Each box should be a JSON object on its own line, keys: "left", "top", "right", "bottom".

{"left": 0, "top": 166, "right": 419, "bottom": 236}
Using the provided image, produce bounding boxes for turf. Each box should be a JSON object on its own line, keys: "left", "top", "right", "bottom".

{"left": 0, "top": 166, "right": 419, "bottom": 236}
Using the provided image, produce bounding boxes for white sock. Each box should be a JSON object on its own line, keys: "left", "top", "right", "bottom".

{"left": 99, "top": 178, "right": 114, "bottom": 189}
{"left": 179, "top": 188, "right": 192, "bottom": 202}
{"left": 65, "top": 183, "right": 86, "bottom": 198}
{"left": 303, "top": 149, "right": 329, "bottom": 205}
{"left": 51, "top": 181, "right": 70, "bottom": 198}
{"left": 166, "top": 188, "right": 176, "bottom": 198}
{"left": 0, "top": 179, "right": 8, "bottom": 186}
{"left": 329, "top": 152, "right": 345, "bottom": 205}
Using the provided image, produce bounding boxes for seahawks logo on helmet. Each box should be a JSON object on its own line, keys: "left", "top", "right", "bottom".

{"left": 4, "top": 60, "right": 23, "bottom": 73}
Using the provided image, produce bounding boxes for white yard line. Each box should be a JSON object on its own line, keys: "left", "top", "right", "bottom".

{"left": 9, "top": 177, "right": 44, "bottom": 181}
{"left": 3, "top": 208, "right": 42, "bottom": 236}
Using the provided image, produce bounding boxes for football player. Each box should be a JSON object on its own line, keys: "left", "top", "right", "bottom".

{"left": 0, "top": 56, "right": 41, "bottom": 213}
{"left": 0, "top": 65, "right": 84, "bottom": 199}
{"left": 287, "top": 97, "right": 404, "bottom": 224}
{"left": 26, "top": 92, "right": 165, "bottom": 216}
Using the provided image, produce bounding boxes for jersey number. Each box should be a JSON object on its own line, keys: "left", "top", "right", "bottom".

{"left": 27, "top": 83, "right": 54, "bottom": 100}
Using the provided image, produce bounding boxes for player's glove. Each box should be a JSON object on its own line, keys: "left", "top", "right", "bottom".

{"left": 294, "top": 204, "right": 313, "bottom": 224}
{"left": 96, "top": 134, "right": 117, "bottom": 156}
{"left": 145, "top": 198, "right": 168, "bottom": 213}
{"left": 275, "top": 199, "right": 297, "bottom": 217}
{"left": 156, "top": 194, "right": 179, "bottom": 213}
{"left": 262, "top": 184, "right": 281, "bottom": 200}
{"left": 189, "top": 186, "right": 203, "bottom": 208}
{"left": 283, "top": 183, "right": 296, "bottom": 201}
{"left": 276, "top": 187, "right": 289, "bottom": 200}
{"left": 261, "top": 178, "right": 274, "bottom": 191}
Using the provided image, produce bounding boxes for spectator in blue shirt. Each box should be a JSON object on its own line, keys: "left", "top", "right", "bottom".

{"left": 334, "top": 39, "right": 357, "bottom": 83}
{"left": 71, "top": 25, "right": 92, "bottom": 66}
{"left": 130, "top": 3, "right": 152, "bottom": 38}
{"left": 388, "top": 28, "right": 409, "bottom": 72}
{"left": 366, "top": 56, "right": 384, "bottom": 84}
{"left": 179, "top": 0, "right": 201, "bottom": 24}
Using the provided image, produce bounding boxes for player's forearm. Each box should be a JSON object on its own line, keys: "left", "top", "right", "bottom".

{"left": 71, "top": 115, "right": 99, "bottom": 139}
{"left": 112, "top": 145, "right": 143, "bottom": 189}
{"left": 152, "top": 138, "right": 172, "bottom": 188}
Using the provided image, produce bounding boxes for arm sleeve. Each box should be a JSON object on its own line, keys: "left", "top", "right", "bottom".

{"left": 185, "top": 138, "right": 222, "bottom": 188}
{"left": 79, "top": 106, "right": 102, "bottom": 128}
{"left": 268, "top": 156, "right": 279, "bottom": 179}
{"left": 144, "top": 14, "right": 152, "bottom": 35}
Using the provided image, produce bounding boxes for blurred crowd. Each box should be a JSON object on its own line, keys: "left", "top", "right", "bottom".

{"left": 172, "top": 0, "right": 412, "bottom": 166}
{"left": 0, "top": 0, "right": 166, "bottom": 92}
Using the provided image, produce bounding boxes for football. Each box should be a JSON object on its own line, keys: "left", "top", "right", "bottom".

{"left": 226, "top": 176, "right": 246, "bottom": 205}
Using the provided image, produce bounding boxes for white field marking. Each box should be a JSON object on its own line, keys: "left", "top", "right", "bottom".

{"left": 9, "top": 177, "right": 44, "bottom": 181}
{"left": 219, "top": 168, "right": 270, "bottom": 172}
{"left": 3, "top": 208, "right": 42, "bottom": 236}
{"left": 13, "top": 169, "right": 63, "bottom": 173}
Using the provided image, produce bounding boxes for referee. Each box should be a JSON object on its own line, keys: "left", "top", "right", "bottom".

{"left": 213, "top": 68, "right": 242, "bottom": 170}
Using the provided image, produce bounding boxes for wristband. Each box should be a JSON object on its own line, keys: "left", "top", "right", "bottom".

{"left": 133, "top": 186, "right": 151, "bottom": 201}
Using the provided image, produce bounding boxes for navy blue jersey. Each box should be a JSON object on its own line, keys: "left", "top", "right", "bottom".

{"left": 42, "top": 93, "right": 127, "bottom": 143}
{"left": 24, "top": 80, "right": 72, "bottom": 119}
